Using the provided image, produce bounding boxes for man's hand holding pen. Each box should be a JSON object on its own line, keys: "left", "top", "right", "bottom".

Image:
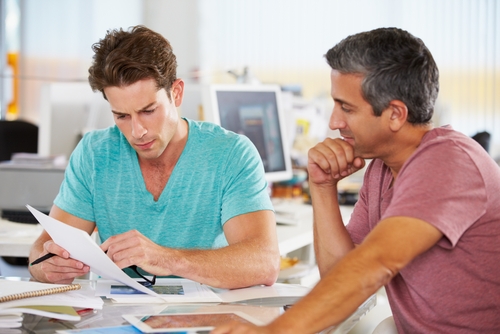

{"left": 30, "top": 253, "right": 56, "bottom": 266}
{"left": 28, "top": 240, "right": 90, "bottom": 284}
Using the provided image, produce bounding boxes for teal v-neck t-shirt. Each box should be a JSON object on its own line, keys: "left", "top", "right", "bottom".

{"left": 54, "top": 118, "right": 272, "bottom": 250}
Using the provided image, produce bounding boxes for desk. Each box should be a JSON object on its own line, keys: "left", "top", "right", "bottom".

{"left": 4, "top": 278, "right": 376, "bottom": 334}
{"left": 275, "top": 204, "right": 353, "bottom": 285}
{"left": 0, "top": 206, "right": 372, "bottom": 333}
{"left": 276, "top": 204, "right": 354, "bottom": 255}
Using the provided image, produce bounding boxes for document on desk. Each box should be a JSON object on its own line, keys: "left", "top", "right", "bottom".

{"left": 96, "top": 278, "right": 223, "bottom": 304}
{"left": 95, "top": 280, "right": 309, "bottom": 306}
{"left": 26, "top": 205, "right": 159, "bottom": 299}
{"left": 213, "top": 283, "right": 310, "bottom": 306}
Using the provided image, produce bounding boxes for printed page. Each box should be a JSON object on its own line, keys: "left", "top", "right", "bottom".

{"left": 27, "top": 205, "right": 159, "bottom": 298}
{"left": 95, "top": 278, "right": 222, "bottom": 304}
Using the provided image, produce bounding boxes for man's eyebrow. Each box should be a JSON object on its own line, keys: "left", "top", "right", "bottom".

{"left": 138, "top": 102, "right": 156, "bottom": 111}
{"left": 333, "top": 97, "right": 353, "bottom": 106}
{"left": 111, "top": 110, "right": 126, "bottom": 116}
{"left": 111, "top": 102, "right": 156, "bottom": 115}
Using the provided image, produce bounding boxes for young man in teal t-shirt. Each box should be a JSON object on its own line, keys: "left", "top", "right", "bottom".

{"left": 29, "top": 26, "right": 280, "bottom": 289}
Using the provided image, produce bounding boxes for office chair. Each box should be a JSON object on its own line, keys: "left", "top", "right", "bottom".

{"left": 0, "top": 119, "right": 39, "bottom": 161}
{"left": 0, "top": 120, "right": 39, "bottom": 274}
{"left": 471, "top": 131, "right": 491, "bottom": 153}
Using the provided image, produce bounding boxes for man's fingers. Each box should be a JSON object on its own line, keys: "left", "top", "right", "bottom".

{"left": 308, "top": 138, "right": 357, "bottom": 178}
{"left": 39, "top": 258, "right": 90, "bottom": 284}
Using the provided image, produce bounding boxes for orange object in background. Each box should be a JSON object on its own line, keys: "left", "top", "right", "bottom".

{"left": 6, "top": 52, "right": 19, "bottom": 118}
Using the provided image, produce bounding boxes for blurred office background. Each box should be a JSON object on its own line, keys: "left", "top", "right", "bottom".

{"left": 1, "top": 0, "right": 499, "bottom": 159}
{"left": 1, "top": 1, "right": 498, "bottom": 332}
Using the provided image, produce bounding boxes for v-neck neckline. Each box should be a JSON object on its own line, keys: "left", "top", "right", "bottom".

{"left": 130, "top": 119, "right": 192, "bottom": 204}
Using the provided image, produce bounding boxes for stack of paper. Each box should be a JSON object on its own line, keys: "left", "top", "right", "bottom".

{"left": 0, "top": 280, "right": 103, "bottom": 328}
{"left": 0, "top": 306, "right": 80, "bottom": 328}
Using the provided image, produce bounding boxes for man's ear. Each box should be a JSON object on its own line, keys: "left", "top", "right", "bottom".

{"left": 171, "top": 79, "right": 185, "bottom": 107}
{"left": 386, "top": 100, "right": 408, "bottom": 131}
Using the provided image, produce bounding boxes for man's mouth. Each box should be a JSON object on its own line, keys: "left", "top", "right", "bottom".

{"left": 340, "top": 133, "right": 354, "bottom": 144}
{"left": 136, "top": 140, "right": 154, "bottom": 150}
{"left": 340, "top": 132, "right": 353, "bottom": 139}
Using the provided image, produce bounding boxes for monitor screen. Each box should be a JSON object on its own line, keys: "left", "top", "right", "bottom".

{"left": 202, "top": 84, "right": 292, "bottom": 183}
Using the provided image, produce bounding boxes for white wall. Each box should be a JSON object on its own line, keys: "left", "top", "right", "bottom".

{"left": 142, "top": 0, "right": 499, "bottom": 157}
{"left": 14, "top": 0, "right": 500, "bottom": 158}
{"left": 18, "top": 0, "right": 144, "bottom": 123}
{"left": 144, "top": 0, "right": 201, "bottom": 85}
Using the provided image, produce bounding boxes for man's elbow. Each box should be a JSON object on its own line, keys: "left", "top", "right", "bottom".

{"left": 260, "top": 249, "right": 281, "bottom": 286}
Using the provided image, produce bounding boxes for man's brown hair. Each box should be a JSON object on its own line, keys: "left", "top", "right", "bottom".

{"left": 88, "top": 25, "right": 177, "bottom": 99}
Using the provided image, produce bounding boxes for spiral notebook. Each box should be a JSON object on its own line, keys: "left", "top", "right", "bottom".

{"left": 0, "top": 282, "right": 81, "bottom": 303}
{"left": 0, "top": 280, "right": 104, "bottom": 327}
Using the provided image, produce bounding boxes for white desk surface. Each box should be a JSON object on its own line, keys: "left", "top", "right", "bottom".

{"left": 0, "top": 205, "right": 369, "bottom": 334}
{"left": 0, "top": 204, "right": 355, "bottom": 258}
{"left": 276, "top": 204, "right": 354, "bottom": 255}
{"left": 0, "top": 277, "right": 375, "bottom": 334}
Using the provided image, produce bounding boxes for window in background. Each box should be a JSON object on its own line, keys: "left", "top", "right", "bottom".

{"left": 0, "top": 0, "right": 20, "bottom": 120}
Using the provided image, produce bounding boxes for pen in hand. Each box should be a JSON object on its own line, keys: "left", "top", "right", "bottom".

{"left": 30, "top": 253, "right": 56, "bottom": 266}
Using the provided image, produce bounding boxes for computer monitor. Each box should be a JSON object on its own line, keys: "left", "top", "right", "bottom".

{"left": 38, "top": 82, "right": 115, "bottom": 159}
{"left": 202, "top": 84, "right": 293, "bottom": 183}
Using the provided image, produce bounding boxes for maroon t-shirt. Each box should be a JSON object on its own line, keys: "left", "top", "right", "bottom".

{"left": 347, "top": 126, "right": 500, "bottom": 333}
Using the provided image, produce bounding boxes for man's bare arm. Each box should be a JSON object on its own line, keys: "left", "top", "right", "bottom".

{"left": 101, "top": 210, "right": 280, "bottom": 289}
{"left": 28, "top": 205, "right": 95, "bottom": 283}
{"left": 310, "top": 182, "right": 355, "bottom": 277}
{"left": 307, "top": 137, "right": 365, "bottom": 277}
{"left": 212, "top": 216, "right": 443, "bottom": 334}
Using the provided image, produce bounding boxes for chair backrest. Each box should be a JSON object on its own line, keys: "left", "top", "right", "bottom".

{"left": 0, "top": 120, "right": 39, "bottom": 161}
{"left": 471, "top": 131, "right": 491, "bottom": 153}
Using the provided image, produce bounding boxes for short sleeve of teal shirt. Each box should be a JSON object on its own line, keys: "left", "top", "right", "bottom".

{"left": 54, "top": 119, "right": 273, "bottom": 250}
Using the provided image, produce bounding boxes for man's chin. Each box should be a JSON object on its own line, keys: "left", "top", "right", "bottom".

{"left": 137, "top": 151, "right": 161, "bottom": 161}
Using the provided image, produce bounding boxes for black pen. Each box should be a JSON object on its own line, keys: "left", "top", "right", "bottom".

{"left": 30, "top": 253, "right": 56, "bottom": 266}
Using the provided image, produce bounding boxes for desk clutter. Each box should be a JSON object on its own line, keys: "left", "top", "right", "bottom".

{"left": 0, "top": 277, "right": 376, "bottom": 333}
{"left": 271, "top": 167, "right": 362, "bottom": 219}
{"left": 0, "top": 277, "right": 315, "bottom": 332}
{"left": 0, "top": 194, "right": 362, "bottom": 332}
{"left": 0, "top": 280, "right": 103, "bottom": 328}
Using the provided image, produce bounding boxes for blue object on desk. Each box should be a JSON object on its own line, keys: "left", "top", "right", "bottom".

{"left": 57, "top": 325, "right": 142, "bottom": 333}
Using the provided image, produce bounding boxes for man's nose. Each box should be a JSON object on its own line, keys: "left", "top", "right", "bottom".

{"left": 131, "top": 117, "right": 147, "bottom": 139}
{"left": 329, "top": 106, "right": 346, "bottom": 130}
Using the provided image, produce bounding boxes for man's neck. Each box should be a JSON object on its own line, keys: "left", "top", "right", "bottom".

{"left": 383, "top": 123, "right": 434, "bottom": 180}
{"left": 140, "top": 118, "right": 189, "bottom": 170}
{"left": 138, "top": 119, "right": 189, "bottom": 201}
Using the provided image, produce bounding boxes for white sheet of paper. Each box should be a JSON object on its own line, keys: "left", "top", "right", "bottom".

{"left": 213, "top": 283, "right": 310, "bottom": 304}
{"left": 95, "top": 278, "right": 222, "bottom": 304}
{"left": 26, "top": 205, "right": 158, "bottom": 298}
